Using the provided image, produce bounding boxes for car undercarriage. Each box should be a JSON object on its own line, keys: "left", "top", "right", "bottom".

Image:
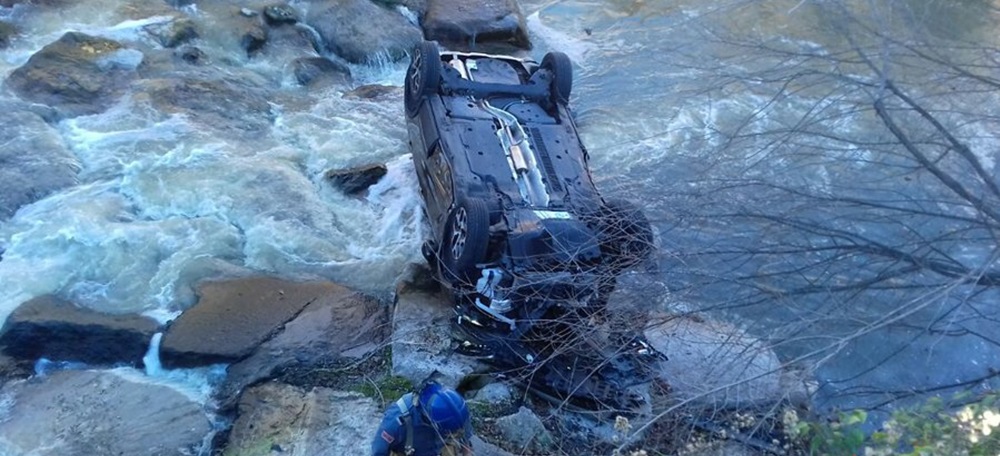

{"left": 404, "top": 41, "right": 664, "bottom": 412}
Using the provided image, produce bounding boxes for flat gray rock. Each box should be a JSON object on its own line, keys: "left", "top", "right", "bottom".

{"left": 422, "top": 0, "right": 530, "bottom": 51}
{"left": 0, "top": 295, "right": 158, "bottom": 366}
{"left": 645, "top": 312, "right": 792, "bottom": 410}
{"left": 161, "top": 277, "right": 353, "bottom": 368}
{"left": 0, "top": 370, "right": 213, "bottom": 456}
{"left": 225, "top": 382, "right": 381, "bottom": 455}
{"left": 218, "top": 286, "right": 390, "bottom": 403}
{"left": 391, "top": 264, "right": 489, "bottom": 389}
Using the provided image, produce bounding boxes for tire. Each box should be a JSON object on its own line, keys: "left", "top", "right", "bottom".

{"left": 541, "top": 52, "right": 573, "bottom": 105}
{"left": 405, "top": 41, "right": 441, "bottom": 116}
{"left": 441, "top": 197, "right": 490, "bottom": 286}
{"left": 593, "top": 199, "right": 654, "bottom": 272}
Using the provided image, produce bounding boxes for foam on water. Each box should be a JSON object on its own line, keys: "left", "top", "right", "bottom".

{"left": 143, "top": 332, "right": 163, "bottom": 376}
{"left": 109, "top": 364, "right": 226, "bottom": 405}
{"left": 525, "top": 6, "right": 597, "bottom": 66}
{"left": 0, "top": 181, "right": 245, "bottom": 323}
{"left": 241, "top": 154, "right": 424, "bottom": 290}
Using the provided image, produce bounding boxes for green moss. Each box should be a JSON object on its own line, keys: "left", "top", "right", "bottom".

{"left": 354, "top": 375, "right": 414, "bottom": 406}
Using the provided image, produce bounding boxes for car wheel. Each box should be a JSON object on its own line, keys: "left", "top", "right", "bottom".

{"left": 593, "top": 199, "right": 654, "bottom": 272}
{"left": 541, "top": 51, "right": 573, "bottom": 105}
{"left": 405, "top": 41, "right": 441, "bottom": 117}
{"left": 441, "top": 197, "right": 490, "bottom": 286}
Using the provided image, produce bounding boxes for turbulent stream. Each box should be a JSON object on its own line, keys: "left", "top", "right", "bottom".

{"left": 2, "top": 0, "right": 999, "bottom": 431}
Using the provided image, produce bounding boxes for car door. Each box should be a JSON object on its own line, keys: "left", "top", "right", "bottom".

{"left": 424, "top": 141, "right": 455, "bottom": 236}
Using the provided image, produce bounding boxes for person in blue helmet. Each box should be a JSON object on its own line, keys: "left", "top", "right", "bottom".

{"left": 371, "top": 381, "right": 473, "bottom": 456}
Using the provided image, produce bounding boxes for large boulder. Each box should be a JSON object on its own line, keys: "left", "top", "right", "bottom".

{"left": 0, "top": 295, "right": 158, "bottom": 366}
{"left": 0, "top": 106, "right": 79, "bottom": 220}
{"left": 291, "top": 56, "right": 351, "bottom": 87}
{"left": 391, "top": 264, "right": 490, "bottom": 388}
{"left": 263, "top": 3, "right": 299, "bottom": 26}
{"left": 422, "top": 0, "right": 530, "bottom": 51}
{"left": 4, "top": 32, "right": 142, "bottom": 118}
{"left": 217, "top": 286, "right": 390, "bottom": 403}
{"left": 645, "top": 312, "right": 798, "bottom": 410}
{"left": 224, "top": 383, "right": 381, "bottom": 455}
{"left": 134, "top": 77, "right": 275, "bottom": 136}
{"left": 0, "top": 370, "right": 213, "bottom": 455}
{"left": 160, "top": 277, "right": 360, "bottom": 368}
{"left": 306, "top": 0, "right": 423, "bottom": 64}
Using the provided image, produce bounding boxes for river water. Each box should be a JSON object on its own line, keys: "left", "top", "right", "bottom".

{"left": 2, "top": 0, "right": 999, "bottom": 424}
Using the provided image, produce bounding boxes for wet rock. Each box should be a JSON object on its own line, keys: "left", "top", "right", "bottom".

{"left": 423, "top": 0, "right": 530, "bottom": 51}
{"left": 160, "top": 277, "right": 355, "bottom": 368}
{"left": 225, "top": 383, "right": 381, "bottom": 455}
{"left": 0, "top": 106, "right": 79, "bottom": 220}
{"left": 174, "top": 45, "right": 209, "bottom": 65}
{"left": 0, "top": 21, "right": 16, "bottom": 49}
{"left": 263, "top": 3, "right": 298, "bottom": 25}
{"left": 373, "top": 0, "right": 428, "bottom": 20}
{"left": 292, "top": 56, "right": 352, "bottom": 87}
{"left": 143, "top": 17, "right": 199, "bottom": 48}
{"left": 391, "top": 263, "right": 489, "bottom": 389}
{"left": 306, "top": 0, "right": 423, "bottom": 64}
{"left": 265, "top": 23, "right": 319, "bottom": 52}
{"left": 135, "top": 77, "right": 274, "bottom": 135}
{"left": 3, "top": 32, "right": 141, "bottom": 118}
{"left": 0, "top": 295, "right": 157, "bottom": 366}
{"left": 239, "top": 21, "right": 268, "bottom": 55}
{"left": 645, "top": 312, "right": 792, "bottom": 410}
{"left": 217, "top": 286, "right": 389, "bottom": 404}
{"left": 325, "top": 163, "right": 388, "bottom": 195}
{"left": 0, "top": 370, "right": 213, "bottom": 455}
{"left": 343, "top": 84, "right": 400, "bottom": 100}
{"left": 493, "top": 406, "right": 555, "bottom": 454}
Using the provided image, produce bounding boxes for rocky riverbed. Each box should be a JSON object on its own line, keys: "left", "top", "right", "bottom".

{"left": 0, "top": 263, "right": 811, "bottom": 455}
{"left": 0, "top": 0, "right": 813, "bottom": 454}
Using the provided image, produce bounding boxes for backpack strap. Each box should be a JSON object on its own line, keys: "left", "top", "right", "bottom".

{"left": 395, "top": 393, "right": 417, "bottom": 456}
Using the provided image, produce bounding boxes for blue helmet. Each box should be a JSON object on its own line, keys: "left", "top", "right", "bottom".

{"left": 418, "top": 382, "right": 470, "bottom": 434}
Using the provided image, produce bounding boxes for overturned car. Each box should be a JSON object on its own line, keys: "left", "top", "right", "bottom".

{"left": 404, "top": 41, "right": 661, "bottom": 410}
